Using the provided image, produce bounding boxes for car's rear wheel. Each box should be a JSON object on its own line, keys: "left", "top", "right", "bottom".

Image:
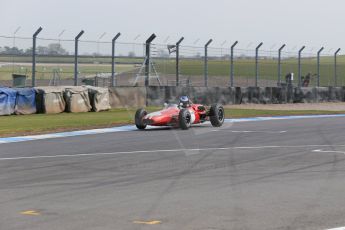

{"left": 135, "top": 108, "right": 147, "bottom": 130}
{"left": 179, "top": 109, "right": 191, "bottom": 130}
{"left": 210, "top": 104, "right": 225, "bottom": 127}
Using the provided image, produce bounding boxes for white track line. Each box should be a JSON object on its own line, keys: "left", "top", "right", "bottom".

{"left": 326, "top": 227, "right": 345, "bottom": 230}
{"left": 313, "top": 149, "right": 345, "bottom": 154}
{"left": 212, "top": 130, "right": 287, "bottom": 134}
{"left": 1, "top": 145, "right": 345, "bottom": 162}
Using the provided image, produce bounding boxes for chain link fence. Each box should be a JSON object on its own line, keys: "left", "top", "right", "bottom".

{"left": 1, "top": 33, "right": 344, "bottom": 88}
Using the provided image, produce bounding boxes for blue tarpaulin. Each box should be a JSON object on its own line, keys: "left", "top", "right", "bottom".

{"left": 0, "top": 87, "right": 17, "bottom": 115}
{"left": 14, "top": 88, "right": 36, "bottom": 115}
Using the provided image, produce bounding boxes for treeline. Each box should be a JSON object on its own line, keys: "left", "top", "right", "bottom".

{"left": 0, "top": 43, "right": 68, "bottom": 55}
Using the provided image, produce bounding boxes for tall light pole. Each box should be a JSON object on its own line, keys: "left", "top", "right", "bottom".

{"left": 97, "top": 32, "right": 106, "bottom": 55}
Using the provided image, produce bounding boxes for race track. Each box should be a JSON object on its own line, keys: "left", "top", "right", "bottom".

{"left": 1, "top": 117, "right": 345, "bottom": 230}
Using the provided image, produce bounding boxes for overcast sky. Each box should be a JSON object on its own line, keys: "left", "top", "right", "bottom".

{"left": 1, "top": 0, "right": 344, "bottom": 52}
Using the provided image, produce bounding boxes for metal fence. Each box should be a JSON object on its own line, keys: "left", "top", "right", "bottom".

{"left": 1, "top": 28, "right": 344, "bottom": 88}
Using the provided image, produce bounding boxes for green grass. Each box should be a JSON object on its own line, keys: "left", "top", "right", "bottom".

{"left": 0, "top": 108, "right": 139, "bottom": 137}
{"left": 0, "top": 64, "right": 137, "bottom": 80}
{"left": 1, "top": 108, "right": 344, "bottom": 137}
{"left": 154, "top": 58, "right": 345, "bottom": 86}
{"left": 1, "top": 55, "right": 345, "bottom": 86}
{"left": 0, "top": 55, "right": 144, "bottom": 64}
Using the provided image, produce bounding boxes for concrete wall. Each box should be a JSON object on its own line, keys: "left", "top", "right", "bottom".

{"left": 109, "top": 87, "right": 146, "bottom": 108}
{"left": 108, "top": 86, "right": 345, "bottom": 108}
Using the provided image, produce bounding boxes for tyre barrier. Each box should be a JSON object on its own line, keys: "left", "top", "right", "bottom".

{"left": 1, "top": 86, "right": 345, "bottom": 116}
{"left": 14, "top": 88, "right": 37, "bottom": 115}
{"left": 0, "top": 86, "right": 111, "bottom": 116}
{"left": 0, "top": 87, "right": 17, "bottom": 115}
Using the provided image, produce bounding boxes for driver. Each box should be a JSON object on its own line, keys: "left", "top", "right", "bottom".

{"left": 179, "top": 96, "right": 191, "bottom": 108}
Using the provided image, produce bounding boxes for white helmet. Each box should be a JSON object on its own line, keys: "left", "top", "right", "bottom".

{"left": 179, "top": 96, "right": 189, "bottom": 108}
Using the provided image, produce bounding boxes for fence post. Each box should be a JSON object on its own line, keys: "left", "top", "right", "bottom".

{"left": 255, "top": 42, "right": 263, "bottom": 87}
{"left": 298, "top": 46, "right": 305, "bottom": 87}
{"left": 31, "top": 27, "right": 42, "bottom": 87}
{"left": 230, "top": 41, "right": 238, "bottom": 87}
{"left": 278, "top": 44, "right": 286, "bottom": 85}
{"left": 204, "top": 39, "right": 213, "bottom": 87}
{"left": 144, "top": 34, "right": 156, "bottom": 86}
{"left": 334, "top": 48, "right": 341, "bottom": 87}
{"left": 317, "top": 47, "right": 324, "bottom": 87}
{"left": 175, "top": 37, "right": 184, "bottom": 86}
{"left": 74, "top": 30, "right": 84, "bottom": 86}
{"left": 111, "top": 33, "right": 121, "bottom": 87}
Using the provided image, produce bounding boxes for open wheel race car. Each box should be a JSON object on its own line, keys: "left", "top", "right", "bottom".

{"left": 134, "top": 96, "right": 225, "bottom": 130}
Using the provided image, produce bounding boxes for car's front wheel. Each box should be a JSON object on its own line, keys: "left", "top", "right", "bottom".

{"left": 210, "top": 104, "right": 225, "bottom": 127}
{"left": 135, "top": 108, "right": 147, "bottom": 130}
{"left": 179, "top": 109, "right": 192, "bottom": 130}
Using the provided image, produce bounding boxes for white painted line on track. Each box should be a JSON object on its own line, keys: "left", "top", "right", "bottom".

{"left": 1, "top": 145, "right": 345, "bottom": 162}
{"left": 235, "top": 145, "right": 345, "bottom": 149}
{"left": 1, "top": 113, "right": 345, "bottom": 145}
{"left": 325, "top": 227, "right": 345, "bottom": 230}
{"left": 313, "top": 149, "right": 345, "bottom": 154}
{"left": 212, "top": 130, "right": 287, "bottom": 134}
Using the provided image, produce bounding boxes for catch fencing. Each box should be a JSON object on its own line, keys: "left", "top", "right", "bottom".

{"left": 0, "top": 29, "right": 344, "bottom": 88}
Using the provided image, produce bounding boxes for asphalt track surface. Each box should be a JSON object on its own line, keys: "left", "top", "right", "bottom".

{"left": 1, "top": 117, "right": 345, "bottom": 230}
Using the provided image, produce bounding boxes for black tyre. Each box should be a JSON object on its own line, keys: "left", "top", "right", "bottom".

{"left": 210, "top": 104, "right": 225, "bottom": 127}
{"left": 135, "top": 108, "right": 147, "bottom": 130}
{"left": 179, "top": 109, "right": 192, "bottom": 130}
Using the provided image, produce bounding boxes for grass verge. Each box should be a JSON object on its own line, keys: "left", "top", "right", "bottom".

{"left": 0, "top": 108, "right": 344, "bottom": 137}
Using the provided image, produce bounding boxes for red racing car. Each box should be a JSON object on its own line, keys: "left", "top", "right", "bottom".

{"left": 135, "top": 96, "right": 225, "bottom": 130}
